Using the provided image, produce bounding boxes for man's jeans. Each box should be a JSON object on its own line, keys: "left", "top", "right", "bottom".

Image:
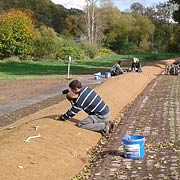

{"left": 77, "top": 113, "right": 109, "bottom": 132}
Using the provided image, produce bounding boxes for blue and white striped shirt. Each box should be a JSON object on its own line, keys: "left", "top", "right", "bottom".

{"left": 61, "top": 87, "right": 109, "bottom": 120}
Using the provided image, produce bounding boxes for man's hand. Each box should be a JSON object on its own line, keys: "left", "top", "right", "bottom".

{"left": 59, "top": 115, "right": 66, "bottom": 121}
{"left": 55, "top": 114, "right": 66, "bottom": 121}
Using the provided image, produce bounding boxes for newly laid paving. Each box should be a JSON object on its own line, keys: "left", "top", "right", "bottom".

{"left": 80, "top": 75, "right": 180, "bottom": 180}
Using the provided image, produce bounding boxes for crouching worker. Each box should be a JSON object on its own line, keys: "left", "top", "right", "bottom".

{"left": 110, "top": 60, "right": 124, "bottom": 76}
{"left": 131, "top": 57, "right": 142, "bottom": 72}
{"left": 57, "top": 80, "right": 113, "bottom": 135}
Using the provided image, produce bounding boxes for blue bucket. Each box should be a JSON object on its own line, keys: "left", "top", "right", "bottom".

{"left": 105, "top": 72, "right": 111, "bottom": 79}
{"left": 122, "top": 135, "right": 145, "bottom": 159}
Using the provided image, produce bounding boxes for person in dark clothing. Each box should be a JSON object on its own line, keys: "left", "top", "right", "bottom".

{"left": 58, "top": 80, "right": 113, "bottom": 135}
{"left": 110, "top": 60, "right": 124, "bottom": 76}
{"left": 131, "top": 58, "right": 142, "bottom": 72}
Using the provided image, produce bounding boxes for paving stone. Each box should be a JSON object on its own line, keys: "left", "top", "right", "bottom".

{"left": 116, "top": 175, "right": 128, "bottom": 179}
{"left": 84, "top": 76, "right": 180, "bottom": 180}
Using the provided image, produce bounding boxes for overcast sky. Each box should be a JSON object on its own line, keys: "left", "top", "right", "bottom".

{"left": 51, "top": 0, "right": 167, "bottom": 11}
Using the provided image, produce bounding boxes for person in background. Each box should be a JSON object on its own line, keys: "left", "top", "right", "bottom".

{"left": 110, "top": 60, "right": 124, "bottom": 76}
{"left": 57, "top": 80, "right": 113, "bottom": 135}
{"left": 131, "top": 57, "right": 142, "bottom": 72}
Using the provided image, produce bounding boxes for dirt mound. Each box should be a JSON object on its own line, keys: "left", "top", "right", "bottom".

{"left": 0, "top": 60, "right": 174, "bottom": 180}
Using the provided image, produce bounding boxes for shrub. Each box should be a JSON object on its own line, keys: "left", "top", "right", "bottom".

{"left": 0, "top": 9, "right": 35, "bottom": 59}
{"left": 33, "top": 26, "right": 62, "bottom": 59}
{"left": 3, "top": 56, "right": 20, "bottom": 62}
{"left": 80, "top": 41, "right": 98, "bottom": 59}
{"left": 56, "top": 46, "right": 85, "bottom": 61}
{"left": 142, "top": 55, "right": 159, "bottom": 61}
{"left": 98, "top": 48, "right": 112, "bottom": 57}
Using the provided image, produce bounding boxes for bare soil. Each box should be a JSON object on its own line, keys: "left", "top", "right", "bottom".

{"left": 0, "top": 59, "right": 174, "bottom": 180}
{"left": 0, "top": 75, "right": 92, "bottom": 104}
{"left": 0, "top": 75, "right": 98, "bottom": 127}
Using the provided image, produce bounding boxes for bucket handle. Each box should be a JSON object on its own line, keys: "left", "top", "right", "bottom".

{"left": 123, "top": 135, "right": 145, "bottom": 142}
{"left": 122, "top": 135, "right": 131, "bottom": 141}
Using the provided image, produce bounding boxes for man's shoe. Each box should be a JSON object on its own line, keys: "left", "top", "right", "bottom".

{"left": 104, "top": 121, "right": 110, "bottom": 135}
{"left": 103, "top": 121, "right": 114, "bottom": 136}
{"left": 109, "top": 121, "right": 114, "bottom": 133}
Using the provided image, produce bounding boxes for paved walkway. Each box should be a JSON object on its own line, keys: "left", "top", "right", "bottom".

{"left": 83, "top": 75, "right": 180, "bottom": 180}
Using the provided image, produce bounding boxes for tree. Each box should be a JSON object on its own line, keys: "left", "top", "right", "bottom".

{"left": 144, "top": 2, "right": 178, "bottom": 22}
{"left": 84, "top": 0, "right": 107, "bottom": 46}
{"left": 0, "top": 0, "right": 83, "bottom": 34}
{"left": 103, "top": 7, "right": 135, "bottom": 51}
{"left": 169, "top": 0, "right": 180, "bottom": 23}
{"left": 33, "top": 25, "right": 62, "bottom": 58}
{"left": 167, "top": 24, "right": 180, "bottom": 52}
{"left": 0, "top": 9, "right": 35, "bottom": 58}
{"left": 64, "top": 15, "right": 85, "bottom": 36}
{"left": 130, "top": 13, "right": 155, "bottom": 51}
{"left": 130, "top": 2, "right": 145, "bottom": 15}
{"left": 155, "top": 2, "right": 178, "bottom": 23}
{"left": 102, "top": 7, "right": 155, "bottom": 52}
{"left": 143, "top": 2, "right": 179, "bottom": 52}
{"left": 85, "top": 0, "right": 96, "bottom": 45}
{"left": 99, "top": 0, "right": 114, "bottom": 8}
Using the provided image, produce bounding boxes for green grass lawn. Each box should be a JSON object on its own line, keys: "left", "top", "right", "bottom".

{"left": 0, "top": 53, "right": 180, "bottom": 79}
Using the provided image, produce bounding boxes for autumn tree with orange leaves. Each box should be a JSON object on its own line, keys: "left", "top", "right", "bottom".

{"left": 0, "top": 9, "right": 36, "bottom": 59}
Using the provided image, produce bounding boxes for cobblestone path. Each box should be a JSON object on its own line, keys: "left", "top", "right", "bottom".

{"left": 85, "top": 75, "right": 180, "bottom": 180}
